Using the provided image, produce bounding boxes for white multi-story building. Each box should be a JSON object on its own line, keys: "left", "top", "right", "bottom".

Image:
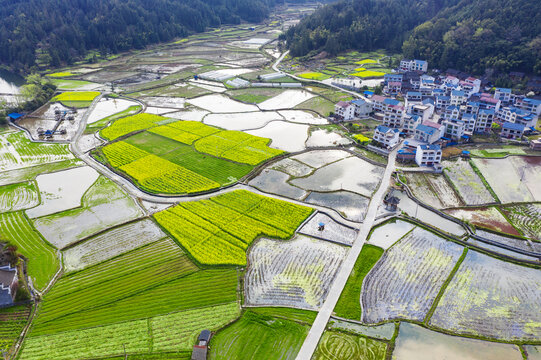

{"left": 415, "top": 144, "right": 442, "bottom": 167}
{"left": 498, "top": 107, "right": 536, "bottom": 128}
{"left": 501, "top": 122, "right": 525, "bottom": 139}
{"left": 516, "top": 97, "right": 541, "bottom": 116}
{"left": 383, "top": 104, "right": 404, "bottom": 128}
{"left": 373, "top": 125, "right": 401, "bottom": 149}
{"left": 352, "top": 98, "right": 372, "bottom": 118}
{"left": 334, "top": 101, "right": 355, "bottom": 120}
{"left": 460, "top": 77, "right": 481, "bottom": 96}
{"left": 462, "top": 113, "right": 477, "bottom": 133}
{"left": 450, "top": 90, "right": 467, "bottom": 106}
{"left": 402, "top": 114, "right": 422, "bottom": 135}
{"left": 409, "top": 104, "right": 433, "bottom": 122}
{"left": 442, "top": 105, "right": 461, "bottom": 120}
{"left": 414, "top": 121, "right": 444, "bottom": 144}
{"left": 400, "top": 59, "right": 428, "bottom": 72}
{"left": 475, "top": 108, "right": 494, "bottom": 132}
{"left": 494, "top": 88, "right": 512, "bottom": 103}
{"left": 443, "top": 118, "right": 465, "bottom": 140}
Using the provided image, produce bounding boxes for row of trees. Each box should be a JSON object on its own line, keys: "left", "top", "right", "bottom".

{"left": 285, "top": 0, "right": 541, "bottom": 75}
{"left": 0, "top": 0, "right": 296, "bottom": 72}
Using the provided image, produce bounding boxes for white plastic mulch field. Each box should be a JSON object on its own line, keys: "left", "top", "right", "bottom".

{"left": 429, "top": 250, "right": 541, "bottom": 341}
{"left": 361, "top": 228, "right": 464, "bottom": 323}
{"left": 244, "top": 235, "right": 348, "bottom": 310}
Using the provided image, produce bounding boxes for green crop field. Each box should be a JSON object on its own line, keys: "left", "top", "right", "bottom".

{"left": 0, "top": 305, "right": 31, "bottom": 355}
{"left": 0, "top": 212, "right": 59, "bottom": 290}
{"left": 313, "top": 330, "right": 387, "bottom": 360}
{"left": 153, "top": 190, "right": 313, "bottom": 266}
{"left": 0, "top": 181, "right": 39, "bottom": 213}
{"left": 100, "top": 113, "right": 167, "bottom": 140}
{"left": 100, "top": 120, "right": 283, "bottom": 194}
{"left": 21, "top": 303, "right": 239, "bottom": 360}
{"left": 297, "top": 72, "right": 331, "bottom": 81}
{"left": 334, "top": 244, "right": 384, "bottom": 320}
{"left": 209, "top": 309, "right": 310, "bottom": 360}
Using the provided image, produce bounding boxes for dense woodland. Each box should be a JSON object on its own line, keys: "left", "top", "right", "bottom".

{"left": 0, "top": 0, "right": 311, "bottom": 72}
{"left": 285, "top": 0, "right": 541, "bottom": 75}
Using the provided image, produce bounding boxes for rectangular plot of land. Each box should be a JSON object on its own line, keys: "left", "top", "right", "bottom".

{"left": 245, "top": 235, "right": 348, "bottom": 310}
{"left": 429, "top": 250, "right": 541, "bottom": 341}
{"left": 443, "top": 160, "right": 495, "bottom": 205}
{"left": 299, "top": 212, "right": 358, "bottom": 246}
{"left": 361, "top": 228, "right": 464, "bottom": 323}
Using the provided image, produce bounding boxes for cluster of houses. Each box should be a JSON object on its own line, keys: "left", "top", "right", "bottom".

{"left": 333, "top": 59, "right": 541, "bottom": 169}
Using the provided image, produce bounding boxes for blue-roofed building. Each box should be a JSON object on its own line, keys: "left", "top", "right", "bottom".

{"left": 436, "top": 95, "right": 450, "bottom": 109}
{"left": 384, "top": 73, "right": 403, "bottom": 84}
{"left": 463, "top": 101, "right": 480, "bottom": 116}
{"left": 415, "top": 144, "right": 442, "bottom": 167}
{"left": 414, "top": 121, "right": 445, "bottom": 144}
{"left": 442, "top": 104, "right": 460, "bottom": 120}
{"left": 7, "top": 113, "right": 23, "bottom": 121}
{"left": 443, "top": 118, "right": 465, "bottom": 140}
{"left": 450, "top": 90, "right": 466, "bottom": 106}
{"left": 400, "top": 59, "right": 428, "bottom": 72}
{"left": 351, "top": 98, "right": 372, "bottom": 118}
{"left": 406, "top": 91, "right": 422, "bottom": 102}
{"left": 501, "top": 122, "right": 525, "bottom": 139}
{"left": 517, "top": 97, "right": 541, "bottom": 116}
{"left": 383, "top": 98, "right": 400, "bottom": 106}
{"left": 462, "top": 113, "right": 477, "bottom": 133}
{"left": 498, "top": 106, "right": 537, "bottom": 128}
{"left": 475, "top": 108, "right": 495, "bottom": 132}
{"left": 494, "top": 88, "right": 512, "bottom": 103}
{"left": 373, "top": 125, "right": 401, "bottom": 149}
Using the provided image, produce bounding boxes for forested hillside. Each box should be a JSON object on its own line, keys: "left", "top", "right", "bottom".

{"left": 285, "top": 0, "right": 541, "bottom": 75}
{"left": 283, "top": 0, "right": 460, "bottom": 57}
{"left": 0, "top": 0, "right": 305, "bottom": 72}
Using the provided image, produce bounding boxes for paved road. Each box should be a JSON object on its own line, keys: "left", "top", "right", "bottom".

{"left": 295, "top": 147, "right": 398, "bottom": 360}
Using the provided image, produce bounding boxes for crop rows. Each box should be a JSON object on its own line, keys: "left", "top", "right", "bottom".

{"left": 245, "top": 235, "right": 347, "bottom": 309}
{"left": 148, "top": 125, "right": 201, "bottom": 145}
{"left": 100, "top": 113, "right": 166, "bottom": 140}
{"left": 209, "top": 310, "right": 310, "bottom": 360}
{"left": 0, "top": 212, "right": 58, "bottom": 290}
{"left": 501, "top": 203, "right": 541, "bottom": 241}
{"left": 101, "top": 141, "right": 149, "bottom": 167}
{"left": 32, "top": 268, "right": 238, "bottom": 335}
{"left": 443, "top": 160, "right": 495, "bottom": 205}
{"left": 34, "top": 239, "right": 198, "bottom": 332}
{"left": 153, "top": 190, "right": 313, "bottom": 265}
{"left": 194, "top": 130, "right": 283, "bottom": 165}
{"left": 120, "top": 154, "right": 220, "bottom": 194}
{"left": 430, "top": 250, "right": 541, "bottom": 341}
{"left": 1, "top": 132, "right": 73, "bottom": 171}
{"left": 21, "top": 303, "right": 239, "bottom": 360}
{"left": 312, "top": 331, "right": 387, "bottom": 360}
{"left": 0, "top": 305, "right": 31, "bottom": 354}
{"left": 361, "top": 228, "right": 464, "bottom": 323}
{"left": 63, "top": 219, "right": 167, "bottom": 272}
{"left": 0, "top": 182, "right": 39, "bottom": 213}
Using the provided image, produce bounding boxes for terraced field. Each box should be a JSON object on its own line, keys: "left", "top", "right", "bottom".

{"left": 0, "top": 305, "right": 31, "bottom": 356}
{"left": 21, "top": 303, "right": 239, "bottom": 360}
{"left": 430, "top": 250, "right": 541, "bottom": 341}
{"left": 445, "top": 207, "right": 520, "bottom": 236}
{"left": 0, "top": 212, "right": 59, "bottom": 290}
{"left": 500, "top": 203, "right": 541, "bottom": 240}
{"left": 361, "top": 228, "right": 464, "bottom": 323}
{"left": 62, "top": 219, "right": 168, "bottom": 272}
{"left": 312, "top": 330, "right": 387, "bottom": 360}
{"left": 0, "top": 182, "right": 39, "bottom": 213}
{"left": 405, "top": 173, "right": 462, "bottom": 209}
{"left": 0, "top": 131, "right": 74, "bottom": 171}
{"left": 154, "top": 190, "right": 313, "bottom": 265}
{"left": 245, "top": 235, "right": 348, "bottom": 309}
{"left": 209, "top": 309, "right": 311, "bottom": 360}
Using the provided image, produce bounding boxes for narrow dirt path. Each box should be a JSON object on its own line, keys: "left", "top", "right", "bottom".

{"left": 295, "top": 146, "right": 398, "bottom": 360}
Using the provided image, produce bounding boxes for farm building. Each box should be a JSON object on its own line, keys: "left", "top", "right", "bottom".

{"left": 0, "top": 265, "right": 18, "bottom": 307}
{"left": 191, "top": 329, "right": 211, "bottom": 360}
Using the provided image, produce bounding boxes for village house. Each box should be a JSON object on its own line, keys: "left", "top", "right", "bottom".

{"left": 370, "top": 95, "right": 387, "bottom": 112}
{"left": 415, "top": 144, "right": 442, "bottom": 167}
{"left": 475, "top": 108, "right": 495, "bottom": 132}
{"left": 479, "top": 94, "right": 501, "bottom": 112}
{"left": 373, "top": 125, "right": 401, "bottom": 149}
{"left": 406, "top": 91, "right": 422, "bottom": 102}
{"left": 460, "top": 77, "right": 481, "bottom": 96}
{"left": 450, "top": 90, "right": 467, "bottom": 106}
{"left": 334, "top": 101, "right": 355, "bottom": 121}
{"left": 494, "top": 88, "right": 512, "bottom": 103}
{"left": 383, "top": 104, "right": 404, "bottom": 128}
{"left": 442, "top": 105, "right": 460, "bottom": 120}
{"left": 402, "top": 114, "right": 422, "bottom": 135}
{"left": 351, "top": 98, "right": 372, "bottom": 118}
{"left": 0, "top": 265, "right": 18, "bottom": 307}
{"left": 414, "top": 121, "right": 445, "bottom": 144}
{"left": 400, "top": 59, "right": 428, "bottom": 72}
{"left": 408, "top": 103, "right": 433, "bottom": 122}
{"left": 516, "top": 97, "right": 541, "bottom": 116}
{"left": 443, "top": 118, "right": 466, "bottom": 140}
{"left": 462, "top": 101, "right": 480, "bottom": 116}
{"left": 436, "top": 95, "right": 451, "bottom": 109}
{"left": 498, "top": 107, "right": 536, "bottom": 128}
{"left": 501, "top": 122, "right": 525, "bottom": 140}
{"left": 462, "top": 113, "right": 477, "bottom": 133}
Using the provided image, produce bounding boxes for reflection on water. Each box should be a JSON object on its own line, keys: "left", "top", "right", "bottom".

{"left": 0, "top": 69, "right": 24, "bottom": 94}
